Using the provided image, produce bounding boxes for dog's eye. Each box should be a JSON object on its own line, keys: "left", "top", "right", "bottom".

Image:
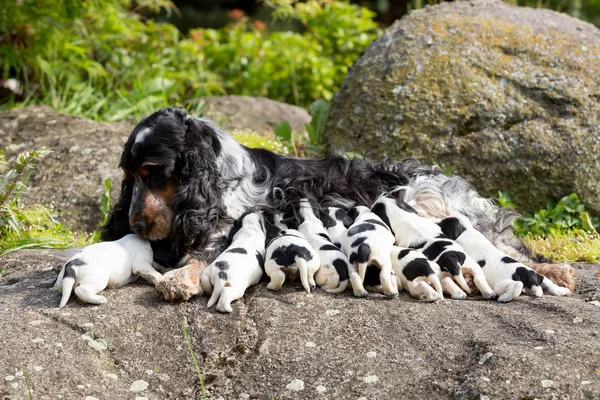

{"left": 122, "top": 168, "right": 134, "bottom": 181}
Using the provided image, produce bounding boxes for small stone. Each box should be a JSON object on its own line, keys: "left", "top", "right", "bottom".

{"left": 105, "top": 374, "right": 118, "bottom": 380}
{"left": 33, "top": 367, "right": 43, "bottom": 373}
{"left": 589, "top": 300, "right": 600, "bottom": 307}
{"left": 77, "top": 385, "right": 85, "bottom": 390}
{"left": 28, "top": 320, "right": 43, "bottom": 325}
{"left": 286, "top": 379, "right": 305, "bottom": 391}
{"left": 11, "top": 383, "right": 18, "bottom": 389}
{"left": 145, "top": 370, "right": 153, "bottom": 375}
{"left": 366, "top": 351, "right": 376, "bottom": 358}
{"left": 573, "top": 317, "right": 584, "bottom": 323}
{"left": 82, "top": 332, "right": 95, "bottom": 342}
{"left": 5, "top": 376, "right": 14, "bottom": 381}
{"left": 296, "top": 302, "right": 305, "bottom": 308}
{"left": 15, "top": 371, "right": 23, "bottom": 377}
{"left": 316, "top": 385, "right": 327, "bottom": 393}
{"left": 135, "top": 398, "right": 149, "bottom": 400}
{"left": 135, "top": 331, "right": 143, "bottom": 337}
{"left": 83, "top": 323, "right": 94, "bottom": 328}
{"left": 481, "top": 377, "right": 490, "bottom": 383}
{"left": 363, "top": 375, "right": 379, "bottom": 384}
{"left": 358, "top": 397, "right": 368, "bottom": 400}
{"left": 325, "top": 309, "right": 340, "bottom": 316}
{"left": 31, "top": 338, "right": 44, "bottom": 343}
{"left": 85, "top": 397, "right": 99, "bottom": 400}
{"left": 480, "top": 396, "right": 490, "bottom": 400}
{"left": 545, "top": 329, "right": 555, "bottom": 335}
{"left": 534, "top": 346, "right": 544, "bottom": 350}
{"left": 581, "top": 381, "right": 592, "bottom": 385}
{"left": 478, "top": 352, "right": 493, "bottom": 365}
{"left": 305, "top": 342, "right": 317, "bottom": 348}
{"left": 541, "top": 380, "right": 554, "bottom": 388}
{"left": 88, "top": 339, "right": 108, "bottom": 351}
{"left": 130, "top": 380, "right": 149, "bottom": 392}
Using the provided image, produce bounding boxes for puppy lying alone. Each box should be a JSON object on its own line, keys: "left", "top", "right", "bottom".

{"left": 54, "top": 234, "right": 161, "bottom": 308}
{"left": 439, "top": 214, "right": 571, "bottom": 302}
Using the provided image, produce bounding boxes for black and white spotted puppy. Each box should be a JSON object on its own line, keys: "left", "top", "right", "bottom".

{"left": 293, "top": 200, "right": 350, "bottom": 293}
{"left": 318, "top": 207, "right": 353, "bottom": 249}
{"left": 341, "top": 206, "right": 398, "bottom": 297}
{"left": 200, "top": 211, "right": 266, "bottom": 313}
{"left": 54, "top": 234, "right": 162, "bottom": 308}
{"left": 264, "top": 213, "right": 320, "bottom": 292}
{"left": 390, "top": 246, "right": 443, "bottom": 302}
{"left": 439, "top": 214, "right": 571, "bottom": 302}
{"left": 372, "top": 197, "right": 496, "bottom": 300}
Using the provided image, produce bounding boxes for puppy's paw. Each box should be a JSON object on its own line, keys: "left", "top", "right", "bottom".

{"left": 156, "top": 261, "right": 206, "bottom": 301}
{"left": 451, "top": 290, "right": 468, "bottom": 300}
{"left": 481, "top": 290, "right": 498, "bottom": 300}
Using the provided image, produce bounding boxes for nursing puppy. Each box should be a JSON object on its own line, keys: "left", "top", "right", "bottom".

{"left": 390, "top": 246, "right": 443, "bottom": 302}
{"left": 264, "top": 214, "right": 320, "bottom": 292}
{"left": 318, "top": 207, "right": 353, "bottom": 249}
{"left": 55, "top": 234, "right": 161, "bottom": 308}
{"left": 372, "top": 197, "right": 496, "bottom": 300}
{"left": 200, "top": 211, "right": 265, "bottom": 313}
{"left": 294, "top": 200, "right": 350, "bottom": 293}
{"left": 439, "top": 214, "right": 571, "bottom": 302}
{"left": 341, "top": 206, "right": 398, "bottom": 297}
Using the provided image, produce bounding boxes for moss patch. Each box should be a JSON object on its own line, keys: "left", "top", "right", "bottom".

{"left": 524, "top": 232, "right": 600, "bottom": 263}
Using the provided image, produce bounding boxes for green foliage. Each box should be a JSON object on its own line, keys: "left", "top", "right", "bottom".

{"left": 232, "top": 130, "right": 291, "bottom": 155}
{"left": 274, "top": 121, "right": 292, "bottom": 142}
{"left": 91, "top": 178, "right": 113, "bottom": 243}
{"left": 442, "top": 165, "right": 456, "bottom": 177}
{"left": 2, "top": 0, "right": 378, "bottom": 120}
{"left": 501, "top": 192, "right": 599, "bottom": 238}
{"left": 305, "top": 99, "right": 330, "bottom": 145}
{"left": 0, "top": 148, "right": 88, "bottom": 256}
{"left": 524, "top": 231, "right": 600, "bottom": 263}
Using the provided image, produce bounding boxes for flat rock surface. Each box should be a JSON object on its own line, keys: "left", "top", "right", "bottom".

{"left": 1, "top": 250, "right": 599, "bottom": 399}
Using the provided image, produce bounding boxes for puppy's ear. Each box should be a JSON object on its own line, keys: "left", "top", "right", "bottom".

{"left": 438, "top": 217, "right": 466, "bottom": 240}
{"left": 395, "top": 198, "right": 417, "bottom": 213}
{"left": 101, "top": 176, "right": 133, "bottom": 241}
{"left": 318, "top": 209, "right": 337, "bottom": 228}
{"left": 346, "top": 207, "right": 360, "bottom": 223}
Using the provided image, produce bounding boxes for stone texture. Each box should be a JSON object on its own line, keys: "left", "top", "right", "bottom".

{"left": 325, "top": 0, "right": 600, "bottom": 213}
{"left": 1, "top": 249, "right": 600, "bottom": 399}
{"left": 0, "top": 106, "right": 130, "bottom": 233}
{"left": 200, "top": 95, "right": 311, "bottom": 135}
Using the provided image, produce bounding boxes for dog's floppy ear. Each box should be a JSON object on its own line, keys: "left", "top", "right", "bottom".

{"left": 101, "top": 175, "right": 133, "bottom": 241}
{"left": 317, "top": 209, "right": 337, "bottom": 228}
{"left": 438, "top": 217, "right": 466, "bottom": 240}
{"left": 171, "top": 114, "right": 228, "bottom": 252}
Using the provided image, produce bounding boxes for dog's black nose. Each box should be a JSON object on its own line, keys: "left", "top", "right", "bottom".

{"left": 131, "top": 221, "right": 147, "bottom": 234}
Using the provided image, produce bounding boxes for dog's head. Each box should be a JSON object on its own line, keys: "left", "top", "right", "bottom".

{"left": 102, "top": 108, "right": 225, "bottom": 253}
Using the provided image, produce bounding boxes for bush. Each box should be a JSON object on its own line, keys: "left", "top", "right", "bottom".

{"left": 1, "top": 0, "right": 378, "bottom": 121}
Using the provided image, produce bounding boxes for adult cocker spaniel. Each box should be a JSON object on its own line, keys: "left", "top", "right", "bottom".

{"left": 101, "top": 108, "right": 574, "bottom": 301}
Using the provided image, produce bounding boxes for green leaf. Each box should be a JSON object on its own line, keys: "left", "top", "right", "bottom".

{"left": 273, "top": 121, "right": 292, "bottom": 142}
{"left": 306, "top": 99, "right": 330, "bottom": 145}
{"left": 442, "top": 165, "right": 456, "bottom": 177}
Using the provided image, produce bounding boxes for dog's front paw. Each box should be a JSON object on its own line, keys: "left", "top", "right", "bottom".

{"left": 156, "top": 260, "right": 206, "bottom": 301}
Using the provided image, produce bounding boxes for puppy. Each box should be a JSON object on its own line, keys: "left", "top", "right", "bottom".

{"left": 439, "top": 214, "right": 571, "bottom": 302}
{"left": 390, "top": 246, "right": 443, "bottom": 302}
{"left": 200, "top": 211, "right": 266, "bottom": 313}
{"left": 372, "top": 197, "right": 496, "bottom": 300}
{"left": 318, "top": 206, "right": 353, "bottom": 249}
{"left": 341, "top": 206, "right": 398, "bottom": 297}
{"left": 264, "top": 213, "right": 320, "bottom": 292}
{"left": 291, "top": 200, "right": 350, "bottom": 293}
{"left": 54, "top": 234, "right": 161, "bottom": 308}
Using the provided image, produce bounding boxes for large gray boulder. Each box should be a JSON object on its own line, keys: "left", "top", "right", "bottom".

{"left": 1, "top": 250, "right": 600, "bottom": 399}
{"left": 325, "top": 0, "right": 600, "bottom": 213}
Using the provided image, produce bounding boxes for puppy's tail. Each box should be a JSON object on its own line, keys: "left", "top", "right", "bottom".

{"left": 357, "top": 243, "right": 371, "bottom": 283}
{"left": 207, "top": 275, "right": 230, "bottom": 309}
{"left": 296, "top": 257, "right": 311, "bottom": 293}
{"left": 58, "top": 263, "right": 77, "bottom": 308}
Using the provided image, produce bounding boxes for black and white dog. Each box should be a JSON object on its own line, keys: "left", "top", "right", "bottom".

{"left": 264, "top": 213, "right": 320, "bottom": 292}
{"left": 101, "top": 108, "right": 537, "bottom": 301}
{"left": 200, "top": 211, "right": 265, "bottom": 313}
{"left": 390, "top": 246, "right": 443, "bottom": 302}
{"left": 318, "top": 206, "right": 353, "bottom": 249}
{"left": 439, "top": 214, "right": 571, "bottom": 302}
{"left": 341, "top": 206, "right": 398, "bottom": 297}
{"left": 372, "top": 197, "right": 496, "bottom": 300}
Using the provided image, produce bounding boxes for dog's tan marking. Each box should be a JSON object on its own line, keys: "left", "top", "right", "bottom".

{"left": 528, "top": 263, "right": 575, "bottom": 291}
{"left": 142, "top": 178, "right": 177, "bottom": 240}
{"left": 156, "top": 258, "right": 208, "bottom": 301}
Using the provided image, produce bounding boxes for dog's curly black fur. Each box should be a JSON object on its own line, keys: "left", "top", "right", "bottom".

{"left": 102, "top": 107, "right": 520, "bottom": 267}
